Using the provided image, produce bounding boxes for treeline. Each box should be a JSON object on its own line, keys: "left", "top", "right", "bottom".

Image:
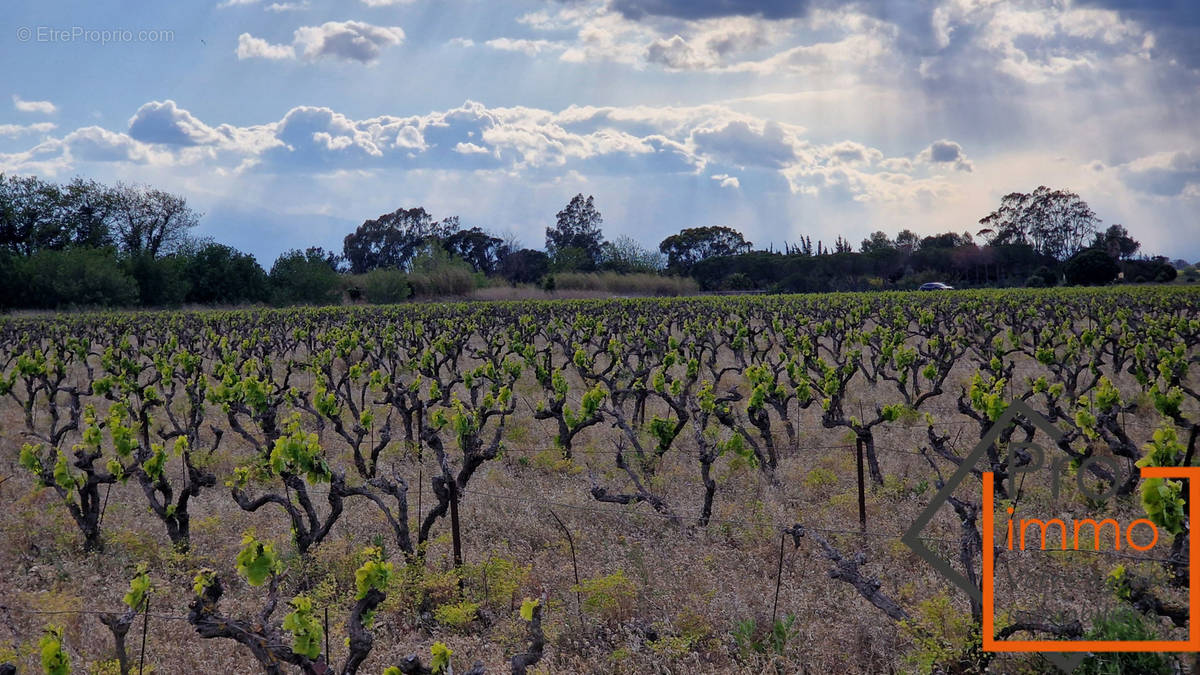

{"left": 686, "top": 225, "right": 1177, "bottom": 292}
{"left": 0, "top": 174, "right": 1185, "bottom": 311}
{"left": 681, "top": 187, "right": 1179, "bottom": 291}
{"left": 0, "top": 178, "right": 675, "bottom": 310}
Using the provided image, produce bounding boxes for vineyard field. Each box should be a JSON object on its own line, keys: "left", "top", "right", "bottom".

{"left": 1, "top": 286, "right": 1199, "bottom": 674}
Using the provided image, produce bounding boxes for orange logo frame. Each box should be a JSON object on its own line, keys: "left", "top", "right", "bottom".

{"left": 982, "top": 466, "right": 1200, "bottom": 653}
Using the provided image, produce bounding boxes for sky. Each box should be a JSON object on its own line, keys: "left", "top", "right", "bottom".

{"left": 1, "top": 0, "right": 1198, "bottom": 264}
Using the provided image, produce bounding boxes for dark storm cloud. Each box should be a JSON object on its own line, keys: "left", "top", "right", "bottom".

{"left": 605, "top": 0, "right": 943, "bottom": 53}
{"left": 926, "top": 140, "right": 961, "bottom": 163}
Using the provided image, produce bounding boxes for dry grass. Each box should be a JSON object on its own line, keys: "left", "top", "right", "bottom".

{"left": 549, "top": 272, "right": 698, "bottom": 296}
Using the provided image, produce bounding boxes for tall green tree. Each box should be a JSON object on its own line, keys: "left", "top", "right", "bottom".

{"left": 0, "top": 174, "right": 65, "bottom": 255}
{"left": 546, "top": 194, "right": 604, "bottom": 270}
{"left": 979, "top": 186, "right": 1098, "bottom": 261}
{"left": 441, "top": 226, "right": 508, "bottom": 274}
{"left": 1091, "top": 224, "right": 1140, "bottom": 260}
{"left": 342, "top": 207, "right": 456, "bottom": 274}
{"left": 859, "top": 231, "right": 893, "bottom": 254}
{"left": 269, "top": 248, "right": 342, "bottom": 306}
{"left": 108, "top": 183, "right": 200, "bottom": 257}
{"left": 658, "top": 225, "right": 751, "bottom": 273}
{"left": 498, "top": 248, "right": 550, "bottom": 284}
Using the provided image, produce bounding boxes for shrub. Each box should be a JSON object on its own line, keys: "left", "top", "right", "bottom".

{"left": 184, "top": 243, "right": 269, "bottom": 305}
{"left": 18, "top": 247, "right": 139, "bottom": 309}
{"left": 574, "top": 569, "right": 637, "bottom": 621}
{"left": 1064, "top": 248, "right": 1119, "bottom": 286}
{"left": 462, "top": 556, "right": 530, "bottom": 609}
{"left": 722, "top": 272, "right": 755, "bottom": 290}
{"left": 362, "top": 268, "right": 412, "bottom": 304}
{"left": 407, "top": 247, "right": 477, "bottom": 297}
{"left": 899, "top": 594, "right": 983, "bottom": 674}
{"left": 124, "top": 252, "right": 189, "bottom": 306}
{"left": 1024, "top": 275, "right": 1046, "bottom": 288}
{"left": 1032, "top": 265, "right": 1058, "bottom": 287}
{"left": 497, "top": 248, "right": 550, "bottom": 285}
{"left": 731, "top": 614, "right": 800, "bottom": 660}
{"left": 803, "top": 467, "right": 838, "bottom": 488}
{"left": 269, "top": 249, "right": 341, "bottom": 306}
{"left": 1076, "top": 609, "right": 1173, "bottom": 674}
{"left": 0, "top": 251, "right": 17, "bottom": 311}
{"left": 433, "top": 600, "right": 479, "bottom": 628}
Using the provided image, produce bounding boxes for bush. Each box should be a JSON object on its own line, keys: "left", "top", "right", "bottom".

{"left": 1024, "top": 274, "right": 1046, "bottom": 288}
{"left": 269, "top": 249, "right": 342, "bottom": 306}
{"left": 361, "top": 268, "right": 412, "bottom": 304}
{"left": 803, "top": 467, "right": 838, "bottom": 488}
{"left": 184, "top": 243, "right": 269, "bottom": 305}
{"left": 899, "top": 594, "right": 983, "bottom": 674}
{"left": 549, "top": 245, "right": 595, "bottom": 273}
{"left": 722, "top": 272, "right": 754, "bottom": 291}
{"left": 432, "top": 600, "right": 479, "bottom": 629}
{"left": 407, "top": 247, "right": 477, "bottom": 297}
{"left": 573, "top": 569, "right": 637, "bottom": 622}
{"left": 1031, "top": 265, "right": 1057, "bottom": 287}
{"left": 497, "top": 248, "right": 550, "bottom": 285}
{"left": 1064, "top": 249, "right": 1119, "bottom": 286}
{"left": 18, "top": 247, "right": 139, "bottom": 309}
{"left": 124, "top": 252, "right": 189, "bottom": 306}
{"left": 0, "top": 252, "right": 19, "bottom": 312}
{"left": 1076, "top": 608, "right": 1173, "bottom": 674}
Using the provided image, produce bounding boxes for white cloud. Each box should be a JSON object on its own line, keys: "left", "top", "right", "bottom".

{"left": 128, "top": 100, "right": 223, "bottom": 146}
{"left": 691, "top": 119, "right": 799, "bottom": 169}
{"left": 236, "top": 33, "right": 296, "bottom": 60}
{"left": 266, "top": 2, "right": 308, "bottom": 11}
{"left": 294, "top": 21, "right": 405, "bottom": 63}
{"left": 0, "top": 122, "right": 56, "bottom": 137}
{"left": 12, "top": 95, "right": 57, "bottom": 115}
{"left": 217, "top": 0, "right": 260, "bottom": 7}
{"left": 454, "top": 142, "right": 491, "bottom": 155}
{"left": 485, "top": 38, "right": 564, "bottom": 57}
{"left": 62, "top": 126, "right": 157, "bottom": 164}
{"left": 725, "top": 33, "right": 891, "bottom": 76}
{"left": 360, "top": 0, "right": 415, "bottom": 5}
{"left": 644, "top": 16, "right": 778, "bottom": 70}
{"left": 711, "top": 173, "right": 739, "bottom": 189}
{"left": 8, "top": 95, "right": 1195, "bottom": 260}
{"left": 238, "top": 21, "right": 404, "bottom": 63}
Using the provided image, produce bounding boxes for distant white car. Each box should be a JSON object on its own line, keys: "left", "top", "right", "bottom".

{"left": 918, "top": 282, "right": 954, "bottom": 291}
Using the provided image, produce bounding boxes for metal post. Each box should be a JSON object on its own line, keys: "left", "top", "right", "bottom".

{"left": 138, "top": 595, "right": 150, "bottom": 675}
{"left": 856, "top": 438, "right": 867, "bottom": 533}
{"left": 771, "top": 531, "right": 786, "bottom": 625}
